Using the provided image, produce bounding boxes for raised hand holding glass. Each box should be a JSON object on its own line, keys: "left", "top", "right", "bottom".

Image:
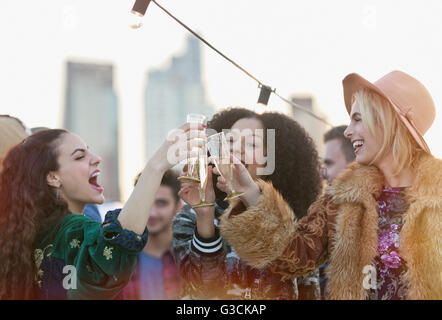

{"left": 178, "top": 114, "right": 207, "bottom": 183}
{"left": 207, "top": 132, "right": 244, "bottom": 201}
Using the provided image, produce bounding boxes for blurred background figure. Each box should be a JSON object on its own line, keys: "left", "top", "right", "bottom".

{"left": 83, "top": 203, "right": 102, "bottom": 223}
{"left": 122, "top": 169, "right": 183, "bottom": 300}
{"left": 31, "top": 127, "right": 50, "bottom": 134}
{"left": 0, "top": 115, "right": 29, "bottom": 165}
{"left": 319, "top": 125, "right": 355, "bottom": 299}
{"left": 321, "top": 125, "right": 355, "bottom": 185}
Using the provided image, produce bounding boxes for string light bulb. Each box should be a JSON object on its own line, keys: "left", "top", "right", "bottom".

{"left": 255, "top": 84, "right": 272, "bottom": 114}
{"left": 129, "top": 0, "right": 152, "bottom": 29}
{"left": 125, "top": 0, "right": 332, "bottom": 126}
{"left": 257, "top": 85, "right": 272, "bottom": 106}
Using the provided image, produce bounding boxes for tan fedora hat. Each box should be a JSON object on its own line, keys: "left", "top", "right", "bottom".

{"left": 343, "top": 70, "right": 436, "bottom": 153}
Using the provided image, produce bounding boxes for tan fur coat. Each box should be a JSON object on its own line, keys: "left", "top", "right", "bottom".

{"left": 220, "top": 153, "right": 442, "bottom": 299}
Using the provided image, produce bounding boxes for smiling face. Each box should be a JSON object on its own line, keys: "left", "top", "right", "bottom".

{"left": 47, "top": 132, "right": 104, "bottom": 213}
{"left": 146, "top": 185, "right": 180, "bottom": 235}
{"left": 228, "top": 117, "right": 266, "bottom": 180}
{"left": 344, "top": 101, "right": 384, "bottom": 166}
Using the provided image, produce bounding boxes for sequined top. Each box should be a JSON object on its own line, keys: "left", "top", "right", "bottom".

{"left": 369, "top": 187, "right": 410, "bottom": 300}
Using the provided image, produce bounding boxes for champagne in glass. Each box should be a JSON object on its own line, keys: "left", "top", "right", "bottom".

{"left": 178, "top": 113, "right": 207, "bottom": 183}
{"left": 207, "top": 132, "right": 244, "bottom": 201}
{"left": 192, "top": 144, "right": 214, "bottom": 208}
{"left": 216, "top": 161, "right": 233, "bottom": 183}
{"left": 198, "top": 156, "right": 209, "bottom": 194}
{"left": 185, "top": 156, "right": 199, "bottom": 182}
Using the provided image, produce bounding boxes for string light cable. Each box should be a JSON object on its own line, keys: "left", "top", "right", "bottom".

{"left": 131, "top": 0, "right": 332, "bottom": 127}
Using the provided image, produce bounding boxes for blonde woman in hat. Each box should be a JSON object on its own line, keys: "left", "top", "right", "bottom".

{"left": 214, "top": 71, "right": 441, "bottom": 300}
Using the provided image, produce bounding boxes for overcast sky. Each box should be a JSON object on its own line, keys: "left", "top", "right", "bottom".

{"left": 1, "top": 0, "right": 441, "bottom": 200}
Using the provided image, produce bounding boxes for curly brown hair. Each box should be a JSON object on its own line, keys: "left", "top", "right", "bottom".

{"left": 0, "top": 129, "right": 69, "bottom": 299}
{"left": 208, "top": 107, "right": 321, "bottom": 218}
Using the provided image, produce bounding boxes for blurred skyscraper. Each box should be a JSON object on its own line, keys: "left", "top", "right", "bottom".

{"left": 64, "top": 61, "right": 120, "bottom": 201}
{"left": 289, "top": 94, "right": 329, "bottom": 156}
{"left": 143, "top": 36, "right": 215, "bottom": 160}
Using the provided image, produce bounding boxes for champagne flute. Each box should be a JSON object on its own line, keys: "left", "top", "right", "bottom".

{"left": 207, "top": 132, "right": 244, "bottom": 201}
{"left": 177, "top": 113, "right": 207, "bottom": 183}
{"left": 192, "top": 143, "right": 214, "bottom": 208}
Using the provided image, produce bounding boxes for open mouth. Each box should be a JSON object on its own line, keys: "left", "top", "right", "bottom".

{"left": 89, "top": 171, "right": 104, "bottom": 192}
{"left": 352, "top": 140, "right": 364, "bottom": 154}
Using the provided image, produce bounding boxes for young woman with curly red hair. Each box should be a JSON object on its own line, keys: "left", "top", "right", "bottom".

{"left": 0, "top": 125, "right": 205, "bottom": 299}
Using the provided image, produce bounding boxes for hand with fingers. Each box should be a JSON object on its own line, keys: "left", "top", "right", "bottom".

{"left": 179, "top": 165, "right": 216, "bottom": 208}
{"left": 179, "top": 165, "right": 217, "bottom": 238}
{"left": 148, "top": 122, "right": 207, "bottom": 174}
{"left": 213, "top": 155, "right": 261, "bottom": 208}
{"left": 119, "top": 123, "right": 206, "bottom": 235}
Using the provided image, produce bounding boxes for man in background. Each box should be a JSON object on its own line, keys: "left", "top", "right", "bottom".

{"left": 122, "top": 169, "right": 183, "bottom": 299}
{"left": 321, "top": 125, "right": 355, "bottom": 184}
{"left": 319, "top": 125, "right": 355, "bottom": 299}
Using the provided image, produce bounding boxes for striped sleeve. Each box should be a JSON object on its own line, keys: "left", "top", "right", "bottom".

{"left": 191, "top": 228, "right": 223, "bottom": 254}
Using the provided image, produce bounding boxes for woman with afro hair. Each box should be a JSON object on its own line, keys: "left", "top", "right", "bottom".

{"left": 172, "top": 107, "right": 322, "bottom": 299}
{"left": 217, "top": 71, "right": 441, "bottom": 300}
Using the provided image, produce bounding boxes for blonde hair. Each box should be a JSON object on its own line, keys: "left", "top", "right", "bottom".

{"left": 354, "top": 89, "right": 422, "bottom": 176}
{"left": 0, "top": 116, "right": 28, "bottom": 161}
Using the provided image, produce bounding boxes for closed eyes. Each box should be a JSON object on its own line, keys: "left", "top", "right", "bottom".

{"left": 71, "top": 146, "right": 89, "bottom": 159}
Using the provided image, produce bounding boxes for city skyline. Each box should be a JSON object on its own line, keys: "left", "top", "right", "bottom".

{"left": 290, "top": 95, "right": 329, "bottom": 157}
{"left": 64, "top": 61, "right": 121, "bottom": 201}
{"left": 143, "top": 35, "right": 215, "bottom": 161}
{"left": 1, "top": 0, "right": 441, "bottom": 201}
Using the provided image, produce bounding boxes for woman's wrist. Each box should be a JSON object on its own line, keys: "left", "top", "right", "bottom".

{"left": 195, "top": 207, "right": 216, "bottom": 238}
{"left": 240, "top": 182, "right": 261, "bottom": 208}
{"left": 147, "top": 139, "right": 177, "bottom": 173}
{"left": 118, "top": 160, "right": 165, "bottom": 235}
{"left": 146, "top": 156, "right": 168, "bottom": 175}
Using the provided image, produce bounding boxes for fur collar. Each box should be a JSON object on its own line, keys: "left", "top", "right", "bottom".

{"left": 325, "top": 152, "right": 442, "bottom": 299}
{"left": 326, "top": 152, "right": 442, "bottom": 204}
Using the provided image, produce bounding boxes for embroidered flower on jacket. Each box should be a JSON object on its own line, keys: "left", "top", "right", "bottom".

{"left": 70, "top": 239, "right": 81, "bottom": 249}
{"left": 33, "top": 244, "right": 54, "bottom": 288}
{"left": 34, "top": 249, "right": 44, "bottom": 269}
{"left": 103, "top": 246, "right": 114, "bottom": 260}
